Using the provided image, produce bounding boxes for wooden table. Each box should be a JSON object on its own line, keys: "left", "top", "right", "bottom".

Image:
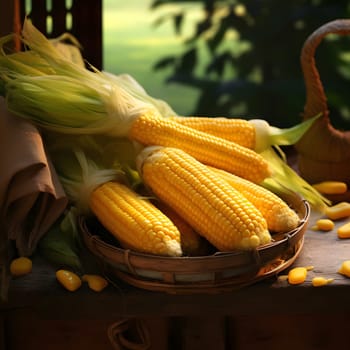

{"left": 1, "top": 210, "right": 350, "bottom": 349}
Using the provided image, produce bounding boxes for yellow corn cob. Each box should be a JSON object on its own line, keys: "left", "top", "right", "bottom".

{"left": 169, "top": 116, "right": 256, "bottom": 149}
{"left": 154, "top": 200, "right": 210, "bottom": 256}
{"left": 208, "top": 166, "right": 300, "bottom": 233}
{"left": 129, "top": 112, "right": 271, "bottom": 184}
{"left": 136, "top": 146, "right": 272, "bottom": 251}
{"left": 89, "top": 181, "right": 182, "bottom": 257}
{"left": 169, "top": 115, "right": 319, "bottom": 153}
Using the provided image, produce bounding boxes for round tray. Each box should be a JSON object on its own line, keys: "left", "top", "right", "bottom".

{"left": 79, "top": 191, "right": 310, "bottom": 294}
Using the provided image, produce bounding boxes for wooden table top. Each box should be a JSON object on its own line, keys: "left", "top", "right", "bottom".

{"left": 1, "top": 210, "right": 350, "bottom": 319}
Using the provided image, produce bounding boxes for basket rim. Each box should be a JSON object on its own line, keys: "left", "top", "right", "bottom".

{"left": 78, "top": 193, "right": 310, "bottom": 273}
{"left": 106, "top": 237, "right": 304, "bottom": 294}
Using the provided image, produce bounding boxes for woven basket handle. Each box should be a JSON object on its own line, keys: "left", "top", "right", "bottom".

{"left": 301, "top": 19, "right": 350, "bottom": 120}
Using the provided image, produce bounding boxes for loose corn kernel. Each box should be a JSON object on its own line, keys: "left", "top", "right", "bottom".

{"left": 312, "top": 181, "right": 348, "bottom": 195}
{"left": 82, "top": 274, "right": 109, "bottom": 292}
{"left": 56, "top": 269, "right": 82, "bottom": 292}
{"left": 277, "top": 274, "right": 289, "bottom": 282}
{"left": 312, "top": 277, "right": 334, "bottom": 287}
{"left": 288, "top": 266, "right": 314, "bottom": 285}
{"left": 325, "top": 202, "right": 350, "bottom": 220}
{"left": 314, "top": 219, "right": 335, "bottom": 232}
{"left": 9, "top": 257, "right": 32, "bottom": 277}
{"left": 337, "top": 222, "right": 350, "bottom": 239}
{"left": 338, "top": 260, "right": 350, "bottom": 278}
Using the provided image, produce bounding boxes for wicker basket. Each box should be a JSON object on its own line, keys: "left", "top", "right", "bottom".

{"left": 79, "top": 191, "right": 310, "bottom": 294}
{"left": 295, "top": 19, "right": 350, "bottom": 202}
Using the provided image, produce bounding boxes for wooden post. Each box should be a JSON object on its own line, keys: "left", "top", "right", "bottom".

{"left": 16, "top": 0, "right": 103, "bottom": 69}
{"left": 0, "top": 0, "right": 15, "bottom": 36}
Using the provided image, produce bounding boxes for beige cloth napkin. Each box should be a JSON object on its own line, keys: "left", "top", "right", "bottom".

{"left": 0, "top": 97, "right": 68, "bottom": 256}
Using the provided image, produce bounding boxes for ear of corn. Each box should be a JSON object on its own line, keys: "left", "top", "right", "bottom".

{"left": 169, "top": 116, "right": 256, "bottom": 149}
{"left": 54, "top": 148, "right": 182, "bottom": 257}
{"left": 208, "top": 166, "right": 300, "bottom": 233}
{"left": 130, "top": 112, "right": 271, "bottom": 184}
{"left": 136, "top": 146, "right": 272, "bottom": 251}
{"left": 90, "top": 181, "right": 182, "bottom": 257}
{"left": 154, "top": 200, "right": 210, "bottom": 256}
{"left": 170, "top": 114, "right": 320, "bottom": 152}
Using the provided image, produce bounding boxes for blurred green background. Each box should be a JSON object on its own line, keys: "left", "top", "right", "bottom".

{"left": 103, "top": 0, "right": 350, "bottom": 128}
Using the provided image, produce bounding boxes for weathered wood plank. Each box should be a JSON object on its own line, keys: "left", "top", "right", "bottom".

{"left": 231, "top": 313, "right": 350, "bottom": 350}
{"left": 2, "top": 211, "right": 350, "bottom": 319}
{"left": 180, "top": 316, "right": 226, "bottom": 350}
{"left": 0, "top": 313, "right": 6, "bottom": 350}
{"left": 6, "top": 309, "right": 115, "bottom": 350}
{"left": 281, "top": 210, "right": 350, "bottom": 278}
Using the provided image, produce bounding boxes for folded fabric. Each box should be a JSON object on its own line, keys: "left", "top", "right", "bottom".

{"left": 0, "top": 97, "right": 68, "bottom": 256}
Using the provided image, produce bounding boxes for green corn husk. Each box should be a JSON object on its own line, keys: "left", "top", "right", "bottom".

{"left": 49, "top": 147, "right": 124, "bottom": 214}
{"left": 250, "top": 113, "right": 321, "bottom": 152}
{"left": 37, "top": 145, "right": 127, "bottom": 270}
{"left": 39, "top": 140, "right": 130, "bottom": 270}
{"left": 261, "top": 146, "right": 331, "bottom": 212}
{"left": 0, "top": 19, "right": 172, "bottom": 136}
{"left": 0, "top": 19, "right": 320, "bottom": 148}
{"left": 38, "top": 207, "right": 83, "bottom": 271}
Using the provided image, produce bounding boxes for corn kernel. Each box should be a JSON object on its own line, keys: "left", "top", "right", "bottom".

{"left": 82, "top": 274, "right": 109, "bottom": 292}
{"left": 288, "top": 266, "right": 313, "bottom": 285}
{"left": 314, "top": 219, "right": 335, "bottom": 232}
{"left": 9, "top": 257, "right": 32, "bottom": 277}
{"left": 277, "top": 274, "right": 289, "bottom": 282}
{"left": 325, "top": 202, "right": 350, "bottom": 220}
{"left": 56, "top": 269, "right": 82, "bottom": 292}
{"left": 311, "top": 277, "right": 334, "bottom": 287}
{"left": 337, "top": 222, "right": 350, "bottom": 239}
{"left": 313, "top": 181, "right": 347, "bottom": 195}
{"left": 338, "top": 260, "right": 350, "bottom": 278}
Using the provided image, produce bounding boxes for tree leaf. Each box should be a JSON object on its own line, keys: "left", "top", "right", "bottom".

{"left": 153, "top": 56, "right": 177, "bottom": 71}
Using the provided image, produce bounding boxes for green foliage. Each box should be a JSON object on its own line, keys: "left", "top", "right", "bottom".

{"left": 151, "top": 0, "right": 350, "bottom": 128}
{"left": 38, "top": 208, "right": 83, "bottom": 271}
